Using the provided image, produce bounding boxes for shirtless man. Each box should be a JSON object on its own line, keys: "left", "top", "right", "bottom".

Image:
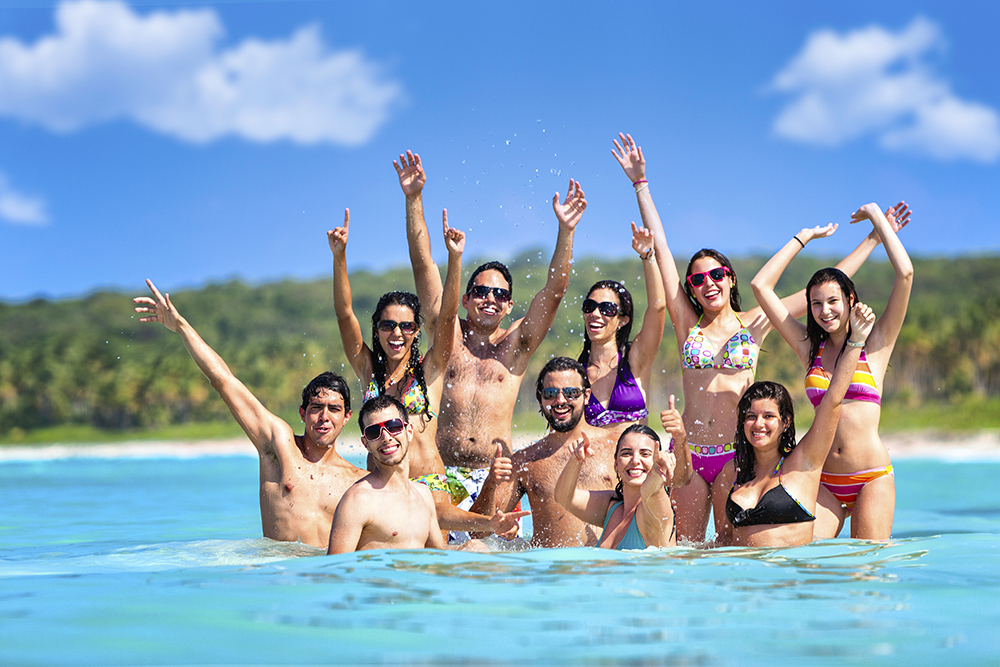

{"left": 470, "top": 357, "right": 616, "bottom": 548}
{"left": 133, "top": 280, "right": 364, "bottom": 548}
{"left": 327, "top": 395, "right": 527, "bottom": 553}
{"left": 393, "top": 150, "right": 585, "bottom": 507}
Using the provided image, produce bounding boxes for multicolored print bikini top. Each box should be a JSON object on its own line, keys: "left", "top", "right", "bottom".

{"left": 363, "top": 363, "right": 433, "bottom": 418}
{"left": 682, "top": 314, "right": 758, "bottom": 372}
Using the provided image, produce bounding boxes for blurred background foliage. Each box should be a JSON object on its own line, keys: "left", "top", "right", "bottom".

{"left": 1, "top": 252, "right": 998, "bottom": 443}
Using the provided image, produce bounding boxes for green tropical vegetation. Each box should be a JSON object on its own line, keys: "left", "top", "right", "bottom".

{"left": 1, "top": 252, "right": 998, "bottom": 444}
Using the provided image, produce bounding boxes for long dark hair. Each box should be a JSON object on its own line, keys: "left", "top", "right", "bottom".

{"left": 370, "top": 291, "right": 430, "bottom": 419}
{"left": 804, "top": 268, "right": 859, "bottom": 368}
{"left": 577, "top": 280, "right": 636, "bottom": 386}
{"left": 612, "top": 424, "right": 661, "bottom": 501}
{"left": 684, "top": 249, "right": 741, "bottom": 316}
{"left": 733, "top": 381, "right": 796, "bottom": 486}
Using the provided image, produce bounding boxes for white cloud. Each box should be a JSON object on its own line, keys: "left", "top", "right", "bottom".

{"left": 0, "top": 0, "right": 403, "bottom": 145}
{"left": 771, "top": 17, "right": 1000, "bottom": 163}
{"left": 0, "top": 174, "right": 49, "bottom": 225}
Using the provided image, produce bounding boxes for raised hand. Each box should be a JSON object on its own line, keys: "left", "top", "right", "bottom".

{"left": 659, "top": 395, "right": 685, "bottom": 444}
{"left": 849, "top": 203, "right": 883, "bottom": 226}
{"left": 799, "top": 222, "right": 838, "bottom": 244}
{"left": 327, "top": 208, "right": 350, "bottom": 255}
{"left": 552, "top": 179, "right": 586, "bottom": 229}
{"left": 870, "top": 201, "right": 911, "bottom": 245}
{"left": 612, "top": 132, "right": 646, "bottom": 184}
{"left": 489, "top": 507, "right": 532, "bottom": 540}
{"left": 442, "top": 209, "right": 465, "bottom": 255}
{"left": 488, "top": 443, "right": 513, "bottom": 484}
{"left": 631, "top": 221, "right": 654, "bottom": 258}
{"left": 849, "top": 302, "right": 876, "bottom": 344}
{"left": 393, "top": 150, "right": 426, "bottom": 197}
{"left": 132, "top": 279, "right": 183, "bottom": 333}
{"left": 568, "top": 432, "right": 593, "bottom": 462}
{"left": 652, "top": 448, "right": 677, "bottom": 488}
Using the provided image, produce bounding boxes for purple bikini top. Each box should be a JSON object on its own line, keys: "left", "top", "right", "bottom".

{"left": 585, "top": 358, "right": 648, "bottom": 427}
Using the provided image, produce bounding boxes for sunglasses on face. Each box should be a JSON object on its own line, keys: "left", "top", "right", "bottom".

{"left": 541, "top": 387, "right": 584, "bottom": 401}
{"left": 686, "top": 267, "right": 730, "bottom": 288}
{"left": 377, "top": 319, "right": 418, "bottom": 334}
{"left": 582, "top": 298, "right": 620, "bottom": 317}
{"left": 467, "top": 285, "right": 512, "bottom": 303}
{"left": 362, "top": 418, "right": 406, "bottom": 441}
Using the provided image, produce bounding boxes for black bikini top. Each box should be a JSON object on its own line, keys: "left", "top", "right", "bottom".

{"left": 726, "top": 458, "right": 816, "bottom": 528}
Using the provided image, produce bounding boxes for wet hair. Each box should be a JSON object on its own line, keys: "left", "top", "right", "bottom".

{"left": 684, "top": 249, "right": 741, "bottom": 316}
{"left": 358, "top": 394, "right": 407, "bottom": 430}
{"left": 300, "top": 372, "right": 352, "bottom": 412}
{"left": 732, "top": 381, "right": 796, "bottom": 486}
{"left": 805, "top": 268, "right": 860, "bottom": 368}
{"left": 370, "top": 291, "right": 430, "bottom": 419}
{"left": 612, "top": 424, "right": 661, "bottom": 500}
{"left": 466, "top": 261, "right": 514, "bottom": 296}
{"left": 577, "top": 280, "right": 636, "bottom": 388}
{"left": 535, "top": 356, "right": 590, "bottom": 409}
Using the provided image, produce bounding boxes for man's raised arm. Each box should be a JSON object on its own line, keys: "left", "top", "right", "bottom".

{"left": 516, "top": 179, "right": 586, "bottom": 357}
{"left": 394, "top": 150, "right": 443, "bottom": 332}
{"left": 133, "top": 279, "right": 287, "bottom": 454}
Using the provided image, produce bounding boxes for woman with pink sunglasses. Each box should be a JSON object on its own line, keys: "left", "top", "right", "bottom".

{"left": 612, "top": 133, "right": 909, "bottom": 544}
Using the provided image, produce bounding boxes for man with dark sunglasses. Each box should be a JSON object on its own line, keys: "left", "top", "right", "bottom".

{"left": 445, "top": 182, "right": 587, "bottom": 513}
{"left": 470, "top": 357, "right": 616, "bottom": 548}
{"left": 134, "top": 279, "right": 365, "bottom": 549}
{"left": 393, "top": 151, "right": 586, "bottom": 520}
{"left": 328, "top": 395, "right": 526, "bottom": 553}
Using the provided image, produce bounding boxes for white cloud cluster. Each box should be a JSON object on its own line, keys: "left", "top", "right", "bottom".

{"left": 0, "top": 174, "right": 48, "bottom": 225}
{"left": 0, "top": 0, "right": 403, "bottom": 145}
{"left": 771, "top": 17, "right": 1000, "bottom": 163}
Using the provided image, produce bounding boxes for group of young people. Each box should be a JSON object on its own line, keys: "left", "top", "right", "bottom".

{"left": 133, "top": 133, "right": 912, "bottom": 553}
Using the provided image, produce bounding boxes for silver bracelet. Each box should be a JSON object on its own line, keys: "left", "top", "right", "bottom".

{"left": 634, "top": 183, "right": 649, "bottom": 194}
{"left": 846, "top": 340, "right": 865, "bottom": 348}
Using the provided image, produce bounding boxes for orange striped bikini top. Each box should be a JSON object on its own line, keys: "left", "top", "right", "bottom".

{"left": 804, "top": 340, "right": 881, "bottom": 408}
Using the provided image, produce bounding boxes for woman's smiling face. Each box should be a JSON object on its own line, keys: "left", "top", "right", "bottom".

{"left": 377, "top": 303, "right": 418, "bottom": 362}
{"left": 615, "top": 432, "right": 657, "bottom": 487}
{"left": 687, "top": 257, "right": 732, "bottom": 313}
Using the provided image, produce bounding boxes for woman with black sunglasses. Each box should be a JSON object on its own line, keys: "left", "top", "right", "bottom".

{"left": 577, "top": 222, "right": 665, "bottom": 441}
{"left": 612, "top": 133, "right": 905, "bottom": 545}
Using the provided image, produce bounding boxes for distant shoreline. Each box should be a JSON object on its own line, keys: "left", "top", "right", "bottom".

{"left": 1, "top": 431, "right": 999, "bottom": 462}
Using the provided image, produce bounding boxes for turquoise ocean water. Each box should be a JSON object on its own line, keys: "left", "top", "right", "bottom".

{"left": 1, "top": 448, "right": 998, "bottom": 665}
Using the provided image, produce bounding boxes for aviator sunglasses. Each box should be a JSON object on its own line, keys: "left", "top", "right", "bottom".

{"left": 686, "top": 267, "right": 730, "bottom": 288}
{"left": 363, "top": 418, "right": 406, "bottom": 441}
{"left": 467, "top": 285, "right": 512, "bottom": 303}
{"left": 582, "top": 298, "right": 620, "bottom": 317}
{"left": 377, "top": 319, "right": 418, "bottom": 334}
{"left": 541, "top": 387, "right": 585, "bottom": 401}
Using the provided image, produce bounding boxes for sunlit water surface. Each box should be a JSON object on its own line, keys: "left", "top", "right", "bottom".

{"left": 1, "top": 451, "right": 997, "bottom": 665}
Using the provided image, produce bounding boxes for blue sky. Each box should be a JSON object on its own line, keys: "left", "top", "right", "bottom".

{"left": 0, "top": 0, "right": 997, "bottom": 301}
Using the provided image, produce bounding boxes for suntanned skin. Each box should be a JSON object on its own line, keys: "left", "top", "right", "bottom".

{"left": 133, "top": 280, "right": 364, "bottom": 548}
{"left": 330, "top": 208, "right": 525, "bottom": 536}
{"left": 751, "top": 203, "right": 913, "bottom": 540}
{"left": 582, "top": 223, "right": 665, "bottom": 442}
{"left": 612, "top": 132, "right": 912, "bottom": 543}
{"left": 327, "top": 404, "right": 525, "bottom": 552}
{"left": 714, "top": 303, "right": 876, "bottom": 548}
{"left": 470, "top": 368, "right": 616, "bottom": 547}
{"left": 394, "top": 151, "right": 584, "bottom": 468}
{"left": 439, "top": 182, "right": 586, "bottom": 468}
{"left": 394, "top": 150, "right": 444, "bottom": 336}
{"left": 328, "top": 406, "right": 446, "bottom": 553}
